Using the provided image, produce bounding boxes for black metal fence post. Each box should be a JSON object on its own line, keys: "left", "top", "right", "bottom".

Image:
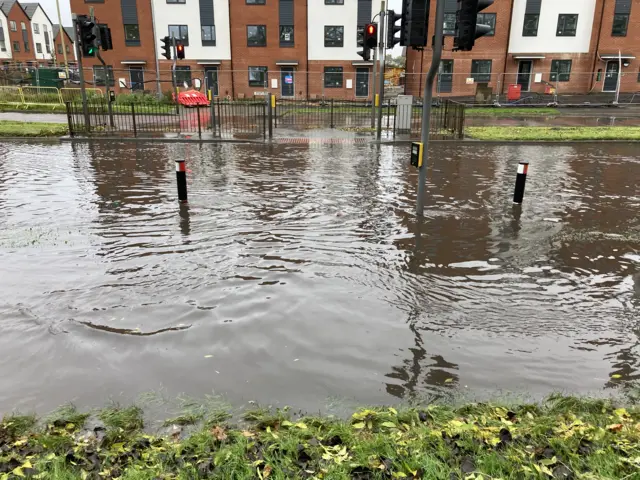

{"left": 268, "top": 94, "right": 273, "bottom": 140}
{"left": 210, "top": 99, "right": 217, "bottom": 138}
{"left": 263, "top": 103, "right": 267, "bottom": 140}
{"left": 131, "top": 104, "right": 137, "bottom": 137}
{"left": 197, "top": 105, "right": 202, "bottom": 139}
{"left": 330, "top": 98, "right": 334, "bottom": 128}
{"left": 65, "top": 102, "right": 74, "bottom": 137}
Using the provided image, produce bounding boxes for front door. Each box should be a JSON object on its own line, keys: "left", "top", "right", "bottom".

{"left": 439, "top": 60, "right": 453, "bottom": 93}
{"left": 129, "top": 66, "right": 144, "bottom": 91}
{"left": 517, "top": 61, "right": 532, "bottom": 91}
{"left": 355, "top": 67, "right": 369, "bottom": 97}
{"left": 603, "top": 61, "right": 619, "bottom": 92}
{"left": 281, "top": 68, "right": 294, "bottom": 97}
{"left": 205, "top": 66, "right": 219, "bottom": 97}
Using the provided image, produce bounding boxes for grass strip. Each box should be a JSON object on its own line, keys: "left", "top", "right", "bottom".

{"left": 0, "top": 121, "right": 68, "bottom": 137}
{"left": 0, "top": 395, "right": 639, "bottom": 479}
{"left": 466, "top": 126, "right": 640, "bottom": 141}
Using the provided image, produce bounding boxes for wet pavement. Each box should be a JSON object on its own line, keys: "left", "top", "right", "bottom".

{"left": 0, "top": 112, "right": 69, "bottom": 124}
{"left": 466, "top": 115, "right": 640, "bottom": 127}
{"left": 0, "top": 141, "right": 638, "bottom": 414}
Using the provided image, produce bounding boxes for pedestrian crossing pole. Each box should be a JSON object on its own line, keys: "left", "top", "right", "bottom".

{"left": 416, "top": 0, "right": 445, "bottom": 216}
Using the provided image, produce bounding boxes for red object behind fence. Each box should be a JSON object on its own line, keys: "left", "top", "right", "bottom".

{"left": 507, "top": 84, "right": 522, "bottom": 102}
{"left": 176, "top": 90, "right": 210, "bottom": 107}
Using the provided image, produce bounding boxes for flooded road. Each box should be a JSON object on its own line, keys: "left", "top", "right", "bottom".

{"left": 0, "top": 141, "right": 638, "bottom": 414}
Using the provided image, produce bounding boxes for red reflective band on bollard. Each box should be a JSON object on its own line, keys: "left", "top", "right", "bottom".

{"left": 513, "top": 161, "right": 529, "bottom": 204}
{"left": 175, "top": 160, "right": 188, "bottom": 203}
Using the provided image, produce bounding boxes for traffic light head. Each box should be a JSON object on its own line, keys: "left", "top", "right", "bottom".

{"left": 387, "top": 10, "right": 403, "bottom": 49}
{"left": 454, "top": 0, "right": 494, "bottom": 51}
{"left": 98, "top": 24, "right": 113, "bottom": 51}
{"left": 401, "top": 0, "right": 430, "bottom": 48}
{"left": 161, "top": 36, "right": 171, "bottom": 60}
{"left": 77, "top": 15, "right": 97, "bottom": 57}
{"left": 176, "top": 41, "right": 185, "bottom": 60}
{"left": 357, "top": 26, "right": 370, "bottom": 61}
{"left": 364, "top": 23, "right": 377, "bottom": 49}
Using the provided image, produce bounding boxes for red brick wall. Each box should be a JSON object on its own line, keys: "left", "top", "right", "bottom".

{"left": 70, "top": 0, "right": 156, "bottom": 92}
{"left": 229, "top": 0, "right": 308, "bottom": 99}
{"left": 405, "top": 0, "right": 513, "bottom": 98}
{"left": 591, "top": 0, "right": 640, "bottom": 93}
{"left": 6, "top": 3, "right": 33, "bottom": 62}
{"left": 53, "top": 30, "right": 75, "bottom": 65}
{"left": 307, "top": 60, "right": 373, "bottom": 100}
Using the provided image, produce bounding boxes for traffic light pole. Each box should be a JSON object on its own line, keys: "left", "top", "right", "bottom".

{"left": 171, "top": 35, "right": 178, "bottom": 99}
{"left": 371, "top": 46, "right": 377, "bottom": 128}
{"left": 376, "top": 7, "right": 386, "bottom": 140}
{"left": 416, "top": 0, "right": 445, "bottom": 216}
{"left": 72, "top": 15, "right": 90, "bottom": 131}
{"left": 96, "top": 50, "right": 114, "bottom": 128}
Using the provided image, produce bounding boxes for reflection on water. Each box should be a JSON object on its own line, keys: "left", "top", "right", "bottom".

{"left": 0, "top": 141, "right": 638, "bottom": 413}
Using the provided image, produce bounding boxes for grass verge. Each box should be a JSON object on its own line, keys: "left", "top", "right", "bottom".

{"left": 466, "top": 126, "right": 640, "bottom": 141}
{"left": 464, "top": 108, "right": 560, "bottom": 117}
{"left": 0, "top": 120, "right": 68, "bottom": 137}
{"left": 0, "top": 395, "right": 639, "bottom": 479}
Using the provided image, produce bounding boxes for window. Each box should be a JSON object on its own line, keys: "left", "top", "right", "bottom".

{"left": 24, "top": 41, "right": 29, "bottom": 52}
{"left": 43, "top": 24, "right": 47, "bottom": 32}
{"left": 247, "top": 25, "right": 266, "bottom": 46}
{"left": 280, "top": 25, "right": 294, "bottom": 46}
{"left": 125, "top": 24, "right": 140, "bottom": 45}
{"left": 166, "top": 0, "right": 186, "bottom": 3}
{"left": 324, "top": 26, "right": 343, "bottom": 47}
{"left": 325, "top": 0, "right": 344, "bottom": 3}
{"left": 0, "top": 39, "right": 5, "bottom": 52}
{"left": 93, "top": 66, "right": 114, "bottom": 86}
{"left": 21, "top": 22, "right": 26, "bottom": 30}
{"left": 13, "top": 41, "right": 19, "bottom": 52}
{"left": 168, "top": 25, "right": 189, "bottom": 45}
{"left": 10, "top": 21, "right": 16, "bottom": 31}
{"left": 175, "top": 66, "right": 191, "bottom": 86}
{"left": 36, "top": 43, "right": 42, "bottom": 53}
{"left": 324, "top": 66, "right": 343, "bottom": 88}
{"left": 550, "top": 60, "right": 572, "bottom": 82}
{"left": 33, "top": 23, "right": 39, "bottom": 34}
{"left": 522, "top": 13, "right": 538, "bottom": 36}
{"left": 443, "top": 13, "right": 456, "bottom": 35}
{"left": 246, "top": 0, "right": 265, "bottom": 3}
{"left": 557, "top": 14, "right": 578, "bottom": 36}
{"left": 57, "top": 44, "right": 62, "bottom": 54}
{"left": 612, "top": 14, "right": 628, "bottom": 36}
{"left": 66, "top": 45, "right": 70, "bottom": 53}
{"left": 45, "top": 44, "right": 50, "bottom": 53}
{"left": 471, "top": 60, "right": 492, "bottom": 82}
{"left": 248, "top": 66, "right": 268, "bottom": 86}
{"left": 476, "top": 13, "right": 496, "bottom": 36}
{"left": 202, "top": 25, "right": 216, "bottom": 46}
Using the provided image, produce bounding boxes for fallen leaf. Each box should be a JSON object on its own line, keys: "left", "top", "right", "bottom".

{"left": 263, "top": 465, "right": 272, "bottom": 478}
{"left": 445, "top": 378, "right": 454, "bottom": 383}
{"left": 381, "top": 421, "right": 397, "bottom": 429}
{"left": 204, "top": 355, "right": 213, "bottom": 358}
{"left": 352, "top": 422, "right": 365, "bottom": 429}
{"left": 295, "top": 422, "right": 308, "bottom": 429}
{"left": 611, "top": 374, "right": 622, "bottom": 379}
{"left": 388, "top": 407, "right": 398, "bottom": 415}
{"left": 607, "top": 423, "right": 623, "bottom": 433}
{"left": 211, "top": 426, "right": 227, "bottom": 441}
{"left": 241, "top": 430, "right": 255, "bottom": 438}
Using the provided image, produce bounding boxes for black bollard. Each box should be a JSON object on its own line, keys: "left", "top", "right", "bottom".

{"left": 513, "top": 161, "right": 529, "bottom": 204}
{"left": 176, "top": 159, "right": 188, "bottom": 203}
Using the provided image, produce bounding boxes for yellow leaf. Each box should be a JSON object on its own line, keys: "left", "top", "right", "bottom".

{"left": 12, "top": 468, "right": 24, "bottom": 478}
{"left": 45, "top": 453, "right": 56, "bottom": 461}
{"left": 611, "top": 374, "right": 622, "bottom": 379}
{"left": 381, "top": 421, "right": 397, "bottom": 429}
{"left": 281, "top": 421, "right": 293, "bottom": 427}
{"left": 445, "top": 378, "right": 454, "bottom": 383}
{"left": 614, "top": 408, "right": 629, "bottom": 418}
{"left": 295, "top": 422, "right": 308, "bottom": 429}
{"left": 352, "top": 422, "right": 365, "bottom": 429}
{"left": 204, "top": 355, "right": 213, "bottom": 358}
{"left": 388, "top": 407, "right": 398, "bottom": 415}
{"left": 263, "top": 465, "right": 272, "bottom": 478}
{"left": 21, "top": 461, "right": 32, "bottom": 469}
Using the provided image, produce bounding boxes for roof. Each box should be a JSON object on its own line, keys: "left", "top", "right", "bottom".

{"left": 63, "top": 26, "right": 75, "bottom": 41}
{"left": 0, "top": 1, "right": 15, "bottom": 16}
{"left": 21, "top": 2, "right": 38, "bottom": 18}
{"left": 52, "top": 24, "right": 75, "bottom": 42}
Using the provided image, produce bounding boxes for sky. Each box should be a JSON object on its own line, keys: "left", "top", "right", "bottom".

{"left": 37, "top": 0, "right": 405, "bottom": 54}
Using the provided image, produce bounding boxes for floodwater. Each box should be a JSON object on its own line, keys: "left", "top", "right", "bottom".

{"left": 0, "top": 141, "right": 638, "bottom": 414}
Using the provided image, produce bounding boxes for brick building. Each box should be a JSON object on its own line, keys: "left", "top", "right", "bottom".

{"left": 52, "top": 24, "right": 76, "bottom": 66}
{"left": 69, "top": 0, "right": 377, "bottom": 99}
{"left": 405, "top": 0, "right": 640, "bottom": 99}
{"left": 0, "top": 0, "right": 34, "bottom": 64}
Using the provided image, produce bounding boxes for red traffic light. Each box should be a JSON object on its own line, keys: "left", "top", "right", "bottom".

{"left": 364, "top": 23, "right": 377, "bottom": 49}
{"left": 176, "top": 42, "right": 185, "bottom": 59}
